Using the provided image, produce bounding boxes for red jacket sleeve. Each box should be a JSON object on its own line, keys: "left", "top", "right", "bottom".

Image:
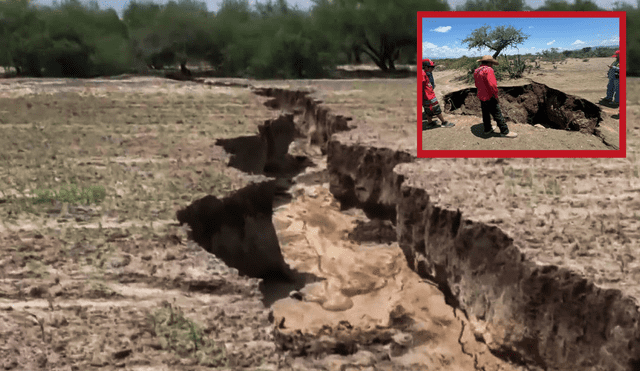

{"left": 485, "top": 68, "right": 499, "bottom": 99}
{"left": 422, "top": 70, "right": 427, "bottom": 101}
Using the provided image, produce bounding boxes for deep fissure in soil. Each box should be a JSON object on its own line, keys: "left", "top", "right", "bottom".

{"left": 443, "top": 81, "right": 603, "bottom": 134}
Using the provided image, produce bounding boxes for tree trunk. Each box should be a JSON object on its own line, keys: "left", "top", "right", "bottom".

{"left": 353, "top": 45, "right": 362, "bottom": 64}
{"left": 180, "top": 62, "right": 191, "bottom": 76}
{"left": 361, "top": 35, "right": 413, "bottom": 72}
{"left": 492, "top": 47, "right": 509, "bottom": 59}
{"left": 362, "top": 38, "right": 388, "bottom": 71}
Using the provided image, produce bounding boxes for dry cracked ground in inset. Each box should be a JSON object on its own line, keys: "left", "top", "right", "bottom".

{"left": 0, "top": 70, "right": 638, "bottom": 370}
{"left": 420, "top": 57, "right": 623, "bottom": 150}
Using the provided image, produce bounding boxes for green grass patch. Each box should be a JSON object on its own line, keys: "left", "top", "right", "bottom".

{"left": 31, "top": 184, "right": 106, "bottom": 205}
{"left": 147, "top": 301, "right": 227, "bottom": 367}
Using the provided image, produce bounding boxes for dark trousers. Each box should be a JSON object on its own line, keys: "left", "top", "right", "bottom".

{"left": 481, "top": 98, "right": 509, "bottom": 134}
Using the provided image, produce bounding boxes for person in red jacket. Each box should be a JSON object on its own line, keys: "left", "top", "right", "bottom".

{"left": 473, "top": 55, "right": 517, "bottom": 138}
{"left": 422, "top": 58, "right": 454, "bottom": 130}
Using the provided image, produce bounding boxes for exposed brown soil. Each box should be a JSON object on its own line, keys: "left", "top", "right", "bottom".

{"left": 325, "top": 76, "right": 640, "bottom": 370}
{"left": 443, "top": 82, "right": 602, "bottom": 134}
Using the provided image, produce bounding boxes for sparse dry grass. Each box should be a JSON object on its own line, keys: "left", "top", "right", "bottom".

{"left": 0, "top": 79, "right": 278, "bottom": 369}
{"left": 0, "top": 82, "right": 273, "bottom": 231}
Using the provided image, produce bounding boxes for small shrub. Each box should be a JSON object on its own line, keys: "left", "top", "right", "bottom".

{"left": 544, "top": 179, "right": 562, "bottom": 195}
{"left": 501, "top": 54, "right": 528, "bottom": 79}
{"left": 147, "top": 301, "right": 227, "bottom": 367}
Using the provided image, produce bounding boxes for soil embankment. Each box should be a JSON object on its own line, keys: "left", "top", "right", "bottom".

{"left": 193, "top": 78, "right": 639, "bottom": 369}
{"left": 443, "top": 82, "right": 603, "bottom": 134}
{"left": 242, "top": 83, "right": 639, "bottom": 370}
{"left": 205, "top": 84, "right": 527, "bottom": 370}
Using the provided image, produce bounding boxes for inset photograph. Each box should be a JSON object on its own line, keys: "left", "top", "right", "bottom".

{"left": 417, "top": 11, "right": 626, "bottom": 158}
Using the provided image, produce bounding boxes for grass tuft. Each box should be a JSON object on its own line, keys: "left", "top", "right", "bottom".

{"left": 147, "top": 300, "right": 227, "bottom": 367}
{"left": 31, "top": 184, "right": 106, "bottom": 205}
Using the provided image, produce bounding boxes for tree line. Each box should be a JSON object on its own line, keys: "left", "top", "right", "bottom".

{"left": 0, "top": 0, "right": 638, "bottom": 78}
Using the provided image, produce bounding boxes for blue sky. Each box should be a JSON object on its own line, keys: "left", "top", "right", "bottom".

{"left": 422, "top": 17, "right": 620, "bottom": 59}
{"left": 32, "top": 0, "right": 637, "bottom": 16}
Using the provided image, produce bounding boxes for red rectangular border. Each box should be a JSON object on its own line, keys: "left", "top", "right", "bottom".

{"left": 417, "top": 11, "right": 626, "bottom": 158}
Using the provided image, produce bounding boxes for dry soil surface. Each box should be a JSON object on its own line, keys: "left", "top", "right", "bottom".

{"left": 0, "top": 68, "right": 637, "bottom": 371}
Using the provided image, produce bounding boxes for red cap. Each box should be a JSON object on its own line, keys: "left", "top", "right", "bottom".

{"left": 422, "top": 58, "right": 435, "bottom": 67}
{"left": 611, "top": 50, "right": 620, "bottom": 57}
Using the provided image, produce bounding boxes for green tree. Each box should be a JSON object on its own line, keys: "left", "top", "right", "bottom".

{"left": 535, "top": 0, "right": 572, "bottom": 11}
{"left": 623, "top": 7, "right": 640, "bottom": 76}
{"left": 534, "top": 0, "right": 601, "bottom": 11}
{"left": 312, "top": 0, "right": 449, "bottom": 71}
{"left": 0, "top": 0, "right": 47, "bottom": 75}
{"left": 571, "top": 0, "right": 600, "bottom": 10}
{"left": 211, "top": 0, "right": 326, "bottom": 78}
{"left": 209, "top": 0, "right": 254, "bottom": 74}
{"left": 2, "top": 0, "right": 130, "bottom": 77}
{"left": 41, "top": 0, "right": 130, "bottom": 76}
{"left": 124, "top": 0, "right": 216, "bottom": 73}
{"left": 456, "top": 0, "right": 528, "bottom": 11}
{"left": 462, "top": 25, "right": 530, "bottom": 59}
{"left": 122, "top": 1, "right": 162, "bottom": 30}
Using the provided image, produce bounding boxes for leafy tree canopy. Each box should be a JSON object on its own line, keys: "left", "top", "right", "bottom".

{"left": 456, "top": 0, "right": 530, "bottom": 11}
{"left": 312, "top": 0, "right": 449, "bottom": 71}
{"left": 462, "top": 25, "right": 530, "bottom": 59}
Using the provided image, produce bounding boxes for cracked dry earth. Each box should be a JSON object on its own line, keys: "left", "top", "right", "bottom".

{"left": 0, "top": 71, "right": 638, "bottom": 371}
{"left": 0, "top": 76, "right": 525, "bottom": 371}
{"left": 271, "top": 184, "right": 524, "bottom": 371}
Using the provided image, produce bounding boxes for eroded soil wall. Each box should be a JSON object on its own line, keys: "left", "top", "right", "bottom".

{"left": 395, "top": 181, "right": 640, "bottom": 371}
{"left": 327, "top": 141, "right": 413, "bottom": 221}
{"left": 215, "top": 114, "right": 305, "bottom": 175}
{"left": 214, "top": 84, "right": 639, "bottom": 371}
{"left": 177, "top": 181, "right": 296, "bottom": 281}
{"left": 322, "top": 124, "right": 639, "bottom": 371}
{"left": 443, "top": 82, "right": 603, "bottom": 134}
{"left": 252, "top": 87, "right": 351, "bottom": 152}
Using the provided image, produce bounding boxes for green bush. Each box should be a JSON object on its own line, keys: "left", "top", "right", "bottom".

{"left": 147, "top": 301, "right": 227, "bottom": 367}
{"left": 2, "top": 0, "right": 638, "bottom": 78}
{"left": 32, "top": 184, "right": 106, "bottom": 205}
{"left": 500, "top": 54, "right": 528, "bottom": 79}
{"left": 250, "top": 28, "right": 324, "bottom": 78}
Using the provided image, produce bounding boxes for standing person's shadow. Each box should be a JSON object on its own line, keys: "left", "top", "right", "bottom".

{"left": 470, "top": 123, "right": 499, "bottom": 138}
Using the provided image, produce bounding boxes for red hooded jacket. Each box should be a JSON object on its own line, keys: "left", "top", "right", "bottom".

{"left": 422, "top": 70, "right": 437, "bottom": 105}
{"left": 473, "top": 65, "right": 499, "bottom": 101}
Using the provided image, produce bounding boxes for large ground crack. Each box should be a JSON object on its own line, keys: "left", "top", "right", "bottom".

{"left": 443, "top": 81, "right": 602, "bottom": 134}
{"left": 174, "top": 78, "right": 639, "bottom": 371}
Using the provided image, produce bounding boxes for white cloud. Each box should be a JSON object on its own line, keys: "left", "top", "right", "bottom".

{"left": 528, "top": 26, "right": 533, "bottom": 29}
{"left": 572, "top": 39, "right": 586, "bottom": 45}
{"left": 423, "top": 41, "right": 438, "bottom": 49}
{"left": 431, "top": 26, "right": 452, "bottom": 33}
{"left": 599, "top": 36, "right": 620, "bottom": 45}
{"left": 547, "top": 40, "right": 555, "bottom": 45}
{"left": 422, "top": 43, "right": 492, "bottom": 59}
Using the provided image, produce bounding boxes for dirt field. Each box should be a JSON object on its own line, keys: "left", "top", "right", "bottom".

{"left": 0, "top": 67, "right": 637, "bottom": 370}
